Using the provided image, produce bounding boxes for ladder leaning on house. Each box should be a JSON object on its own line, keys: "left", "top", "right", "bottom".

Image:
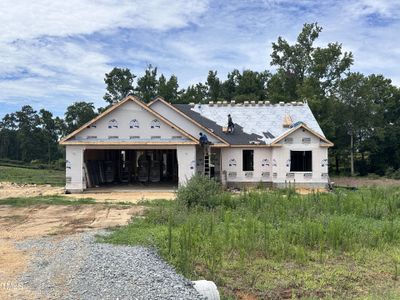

{"left": 203, "top": 146, "right": 211, "bottom": 177}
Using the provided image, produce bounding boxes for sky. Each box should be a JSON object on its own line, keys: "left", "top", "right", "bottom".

{"left": 1, "top": 0, "right": 400, "bottom": 118}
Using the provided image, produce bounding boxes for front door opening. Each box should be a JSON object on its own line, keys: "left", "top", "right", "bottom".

{"left": 84, "top": 149, "right": 178, "bottom": 188}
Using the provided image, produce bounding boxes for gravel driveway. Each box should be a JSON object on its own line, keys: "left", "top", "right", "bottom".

{"left": 17, "top": 231, "right": 202, "bottom": 300}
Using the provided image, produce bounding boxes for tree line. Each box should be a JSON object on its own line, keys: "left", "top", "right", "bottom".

{"left": 0, "top": 23, "right": 399, "bottom": 177}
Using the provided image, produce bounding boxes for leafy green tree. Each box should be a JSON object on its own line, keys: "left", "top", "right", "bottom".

{"left": 179, "top": 83, "right": 208, "bottom": 103}
{"left": 269, "top": 22, "right": 353, "bottom": 104}
{"left": 158, "top": 74, "right": 179, "bottom": 102}
{"left": 136, "top": 65, "right": 158, "bottom": 102}
{"left": 103, "top": 67, "right": 136, "bottom": 105}
{"left": 64, "top": 102, "right": 97, "bottom": 134}
{"left": 234, "top": 70, "right": 270, "bottom": 101}
{"left": 206, "top": 70, "right": 221, "bottom": 101}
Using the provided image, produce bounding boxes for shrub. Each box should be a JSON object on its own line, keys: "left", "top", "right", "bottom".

{"left": 176, "top": 174, "right": 222, "bottom": 208}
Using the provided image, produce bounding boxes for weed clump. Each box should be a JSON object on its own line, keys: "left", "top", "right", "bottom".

{"left": 176, "top": 175, "right": 223, "bottom": 208}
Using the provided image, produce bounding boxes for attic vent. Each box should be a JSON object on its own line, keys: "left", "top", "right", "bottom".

{"left": 302, "top": 137, "right": 311, "bottom": 144}
{"left": 108, "top": 136, "right": 118, "bottom": 139}
{"left": 151, "top": 136, "right": 161, "bottom": 139}
{"left": 172, "top": 135, "right": 182, "bottom": 139}
{"left": 89, "top": 125, "right": 97, "bottom": 128}
{"left": 249, "top": 140, "right": 260, "bottom": 145}
{"left": 283, "top": 114, "right": 293, "bottom": 127}
{"left": 130, "top": 136, "right": 140, "bottom": 139}
{"left": 87, "top": 135, "right": 97, "bottom": 139}
{"left": 284, "top": 137, "right": 293, "bottom": 144}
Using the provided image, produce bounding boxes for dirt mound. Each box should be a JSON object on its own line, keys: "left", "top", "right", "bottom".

{"left": 0, "top": 182, "right": 64, "bottom": 199}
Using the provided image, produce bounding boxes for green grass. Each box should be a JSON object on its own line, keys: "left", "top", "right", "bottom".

{"left": 0, "top": 165, "right": 65, "bottom": 186}
{"left": 102, "top": 186, "right": 400, "bottom": 299}
{"left": 0, "top": 195, "right": 96, "bottom": 206}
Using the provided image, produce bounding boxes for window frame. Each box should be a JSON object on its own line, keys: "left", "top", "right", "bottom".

{"left": 290, "top": 150, "right": 312, "bottom": 172}
{"left": 242, "top": 149, "right": 254, "bottom": 172}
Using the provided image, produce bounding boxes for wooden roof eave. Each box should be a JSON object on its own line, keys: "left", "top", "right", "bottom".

{"left": 59, "top": 96, "right": 200, "bottom": 145}
{"left": 270, "top": 124, "right": 334, "bottom": 147}
{"left": 148, "top": 97, "right": 230, "bottom": 146}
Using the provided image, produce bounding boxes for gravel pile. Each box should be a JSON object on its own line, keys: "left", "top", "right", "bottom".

{"left": 17, "top": 231, "right": 202, "bottom": 300}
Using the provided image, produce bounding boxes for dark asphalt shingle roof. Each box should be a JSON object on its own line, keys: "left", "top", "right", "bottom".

{"left": 172, "top": 104, "right": 265, "bottom": 145}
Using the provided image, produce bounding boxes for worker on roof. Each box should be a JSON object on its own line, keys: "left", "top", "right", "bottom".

{"left": 199, "top": 132, "right": 209, "bottom": 146}
{"left": 227, "top": 114, "right": 235, "bottom": 133}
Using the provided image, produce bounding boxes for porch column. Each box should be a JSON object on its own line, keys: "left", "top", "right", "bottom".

{"left": 176, "top": 145, "right": 196, "bottom": 185}
{"left": 65, "top": 145, "right": 84, "bottom": 193}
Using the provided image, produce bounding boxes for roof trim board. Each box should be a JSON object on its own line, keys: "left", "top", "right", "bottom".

{"left": 148, "top": 97, "right": 229, "bottom": 145}
{"left": 61, "top": 141, "right": 198, "bottom": 146}
{"left": 59, "top": 96, "right": 199, "bottom": 145}
{"left": 270, "top": 124, "right": 334, "bottom": 147}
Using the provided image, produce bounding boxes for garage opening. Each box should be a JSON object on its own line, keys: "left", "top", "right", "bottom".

{"left": 83, "top": 149, "right": 178, "bottom": 188}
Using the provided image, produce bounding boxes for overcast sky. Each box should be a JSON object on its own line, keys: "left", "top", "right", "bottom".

{"left": 1, "top": 0, "right": 399, "bottom": 117}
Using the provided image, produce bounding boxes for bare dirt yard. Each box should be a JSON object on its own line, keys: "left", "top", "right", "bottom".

{"left": 0, "top": 203, "right": 144, "bottom": 299}
{"left": 331, "top": 176, "right": 400, "bottom": 188}
{"left": 0, "top": 182, "right": 176, "bottom": 203}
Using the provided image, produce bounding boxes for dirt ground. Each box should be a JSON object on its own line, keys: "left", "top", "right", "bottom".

{"left": 0, "top": 182, "right": 176, "bottom": 202}
{"left": 0, "top": 204, "right": 143, "bottom": 299}
{"left": 331, "top": 177, "right": 400, "bottom": 188}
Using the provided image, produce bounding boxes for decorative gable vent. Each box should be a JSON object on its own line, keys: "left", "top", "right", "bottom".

{"left": 150, "top": 119, "right": 161, "bottom": 129}
{"left": 129, "top": 119, "right": 139, "bottom": 128}
{"left": 302, "top": 137, "right": 311, "bottom": 144}
{"left": 108, "top": 119, "right": 118, "bottom": 128}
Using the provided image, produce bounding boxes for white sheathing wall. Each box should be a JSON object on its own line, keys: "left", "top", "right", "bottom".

{"left": 221, "top": 148, "right": 272, "bottom": 183}
{"left": 72, "top": 101, "right": 190, "bottom": 142}
{"left": 150, "top": 101, "right": 221, "bottom": 144}
{"left": 272, "top": 128, "right": 328, "bottom": 186}
{"left": 65, "top": 145, "right": 84, "bottom": 192}
{"left": 177, "top": 145, "right": 196, "bottom": 185}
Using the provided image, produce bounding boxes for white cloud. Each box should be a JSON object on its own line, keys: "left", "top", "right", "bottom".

{"left": 0, "top": 0, "right": 208, "bottom": 42}
{"left": 2, "top": 0, "right": 400, "bottom": 117}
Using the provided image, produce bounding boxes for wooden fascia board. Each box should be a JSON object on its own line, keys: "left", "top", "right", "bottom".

{"left": 61, "top": 141, "right": 197, "bottom": 146}
{"left": 130, "top": 96, "right": 199, "bottom": 144}
{"left": 148, "top": 97, "right": 230, "bottom": 145}
{"left": 59, "top": 97, "right": 130, "bottom": 144}
{"left": 60, "top": 96, "right": 199, "bottom": 145}
{"left": 270, "top": 124, "right": 334, "bottom": 147}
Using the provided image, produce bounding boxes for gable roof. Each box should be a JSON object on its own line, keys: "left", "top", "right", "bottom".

{"left": 172, "top": 104, "right": 266, "bottom": 145}
{"left": 148, "top": 97, "right": 229, "bottom": 145}
{"left": 60, "top": 96, "right": 199, "bottom": 145}
{"left": 270, "top": 123, "right": 333, "bottom": 147}
{"left": 172, "top": 101, "right": 332, "bottom": 147}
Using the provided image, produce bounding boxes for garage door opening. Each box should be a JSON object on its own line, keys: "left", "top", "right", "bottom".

{"left": 83, "top": 149, "right": 178, "bottom": 189}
